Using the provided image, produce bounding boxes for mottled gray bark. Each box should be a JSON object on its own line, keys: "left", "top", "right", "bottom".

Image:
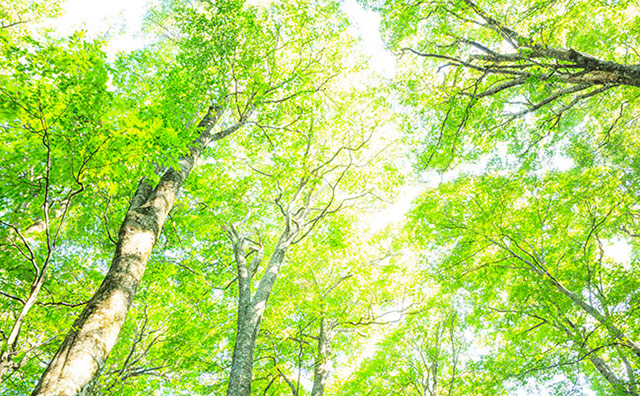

{"left": 588, "top": 352, "right": 636, "bottom": 395}
{"left": 310, "top": 318, "right": 333, "bottom": 396}
{"left": 461, "top": 0, "right": 640, "bottom": 88}
{"left": 556, "top": 306, "right": 638, "bottom": 394}
{"left": 224, "top": 140, "right": 354, "bottom": 395}
{"left": 226, "top": 232, "right": 293, "bottom": 396}
{"left": 226, "top": 308, "right": 261, "bottom": 396}
{"left": 548, "top": 277, "right": 640, "bottom": 359}
{"left": 31, "top": 106, "right": 247, "bottom": 396}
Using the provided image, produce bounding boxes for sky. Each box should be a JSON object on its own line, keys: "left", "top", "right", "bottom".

{"left": 51, "top": 0, "right": 635, "bottom": 261}
{"left": 53, "top": 0, "right": 634, "bottom": 319}
{"left": 49, "top": 0, "right": 149, "bottom": 55}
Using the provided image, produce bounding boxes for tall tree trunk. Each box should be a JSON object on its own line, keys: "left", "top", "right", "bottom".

{"left": 31, "top": 106, "right": 245, "bottom": 396}
{"left": 226, "top": 307, "right": 261, "bottom": 396}
{"left": 226, "top": 234, "right": 291, "bottom": 396}
{"left": 310, "top": 318, "right": 333, "bottom": 396}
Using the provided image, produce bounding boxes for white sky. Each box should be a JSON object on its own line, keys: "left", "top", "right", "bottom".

{"left": 342, "top": 0, "right": 396, "bottom": 77}
{"left": 604, "top": 238, "right": 633, "bottom": 265}
{"left": 49, "top": 0, "right": 148, "bottom": 55}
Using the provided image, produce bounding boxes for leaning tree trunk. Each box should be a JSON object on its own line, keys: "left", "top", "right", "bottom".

{"left": 518, "top": 253, "right": 640, "bottom": 359}
{"left": 560, "top": 316, "right": 637, "bottom": 395}
{"left": 31, "top": 106, "right": 244, "bottom": 396}
{"left": 492, "top": 237, "right": 640, "bottom": 360}
{"left": 588, "top": 353, "right": 636, "bottom": 395}
{"left": 0, "top": 192, "right": 74, "bottom": 380}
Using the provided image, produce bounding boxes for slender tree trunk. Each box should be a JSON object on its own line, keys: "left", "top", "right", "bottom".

{"left": 226, "top": 235, "right": 260, "bottom": 396}
{"left": 545, "top": 273, "right": 640, "bottom": 358}
{"left": 31, "top": 106, "right": 244, "bottom": 396}
{"left": 0, "top": 201, "right": 68, "bottom": 380}
{"left": 227, "top": 307, "right": 261, "bottom": 396}
{"left": 310, "top": 318, "right": 333, "bottom": 396}
{"left": 497, "top": 239, "right": 640, "bottom": 358}
{"left": 0, "top": 278, "right": 44, "bottom": 379}
{"left": 588, "top": 353, "right": 636, "bottom": 395}
{"left": 226, "top": 235, "right": 291, "bottom": 396}
{"left": 561, "top": 318, "right": 637, "bottom": 395}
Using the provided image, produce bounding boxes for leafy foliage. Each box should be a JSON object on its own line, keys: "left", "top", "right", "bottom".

{"left": 1, "top": 0, "right": 639, "bottom": 395}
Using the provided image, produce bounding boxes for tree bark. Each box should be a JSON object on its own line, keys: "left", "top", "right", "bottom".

{"left": 226, "top": 306, "right": 261, "bottom": 396}
{"left": 548, "top": 277, "right": 640, "bottom": 359}
{"left": 494, "top": 238, "right": 640, "bottom": 359}
{"left": 413, "top": 0, "right": 640, "bottom": 90}
{"left": 31, "top": 106, "right": 245, "bottom": 396}
{"left": 226, "top": 233, "right": 292, "bottom": 396}
{"left": 310, "top": 318, "right": 333, "bottom": 396}
{"left": 588, "top": 353, "right": 636, "bottom": 395}
{"left": 0, "top": 276, "right": 46, "bottom": 379}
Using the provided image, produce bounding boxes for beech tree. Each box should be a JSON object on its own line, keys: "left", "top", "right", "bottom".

{"left": 364, "top": 0, "right": 640, "bottom": 393}
{"left": 0, "top": 27, "right": 134, "bottom": 387}
{"left": 215, "top": 68, "right": 397, "bottom": 393}
{"left": 222, "top": 140, "right": 364, "bottom": 396}
{"left": 365, "top": 0, "right": 640, "bottom": 169}
{"left": 338, "top": 304, "right": 476, "bottom": 396}
{"left": 251, "top": 217, "right": 407, "bottom": 396}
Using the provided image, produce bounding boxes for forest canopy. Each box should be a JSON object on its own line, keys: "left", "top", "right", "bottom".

{"left": 1, "top": 0, "right": 639, "bottom": 395}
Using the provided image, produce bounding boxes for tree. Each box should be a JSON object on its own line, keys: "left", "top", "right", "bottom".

{"left": 5, "top": 0, "right": 639, "bottom": 394}
{"left": 0, "top": 30, "right": 125, "bottom": 384}
{"left": 221, "top": 91, "right": 386, "bottom": 394}
{"left": 409, "top": 167, "right": 640, "bottom": 394}
{"left": 251, "top": 218, "right": 406, "bottom": 396}
{"left": 26, "top": 0, "right": 350, "bottom": 394}
{"left": 338, "top": 304, "right": 477, "bottom": 396}
{"left": 359, "top": 0, "right": 640, "bottom": 392}
{"left": 364, "top": 0, "right": 640, "bottom": 169}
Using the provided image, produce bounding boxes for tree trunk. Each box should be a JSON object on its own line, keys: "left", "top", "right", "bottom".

{"left": 498, "top": 239, "right": 640, "bottom": 359}
{"left": 0, "top": 200, "right": 69, "bottom": 380}
{"left": 560, "top": 318, "right": 637, "bottom": 395}
{"left": 310, "top": 318, "right": 333, "bottom": 396}
{"left": 31, "top": 106, "right": 243, "bottom": 396}
{"left": 546, "top": 274, "right": 640, "bottom": 359}
{"left": 226, "top": 234, "right": 291, "bottom": 396}
{"left": 226, "top": 308, "right": 261, "bottom": 396}
{"left": 0, "top": 278, "right": 44, "bottom": 379}
{"left": 588, "top": 353, "right": 636, "bottom": 395}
